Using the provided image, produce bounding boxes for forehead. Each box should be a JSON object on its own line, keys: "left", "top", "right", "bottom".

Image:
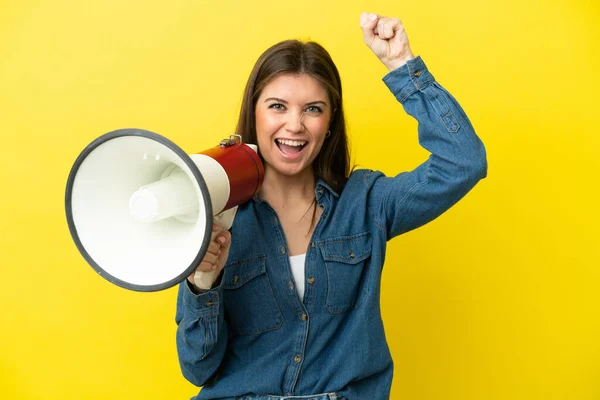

{"left": 259, "top": 73, "right": 328, "bottom": 102}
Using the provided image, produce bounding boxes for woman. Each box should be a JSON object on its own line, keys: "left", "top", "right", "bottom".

{"left": 176, "top": 12, "right": 487, "bottom": 400}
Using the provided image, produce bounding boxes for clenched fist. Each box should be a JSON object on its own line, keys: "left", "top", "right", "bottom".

{"left": 187, "top": 223, "right": 231, "bottom": 292}
{"left": 360, "top": 12, "right": 415, "bottom": 71}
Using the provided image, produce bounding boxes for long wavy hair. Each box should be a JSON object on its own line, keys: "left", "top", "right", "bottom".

{"left": 235, "top": 40, "right": 351, "bottom": 193}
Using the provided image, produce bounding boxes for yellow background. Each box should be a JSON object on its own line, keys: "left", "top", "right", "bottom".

{"left": 1, "top": 0, "right": 598, "bottom": 399}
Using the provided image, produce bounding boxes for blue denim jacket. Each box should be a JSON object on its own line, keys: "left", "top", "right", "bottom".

{"left": 175, "top": 56, "right": 487, "bottom": 400}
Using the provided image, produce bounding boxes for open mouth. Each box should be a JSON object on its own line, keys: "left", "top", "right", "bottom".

{"left": 275, "top": 138, "right": 307, "bottom": 155}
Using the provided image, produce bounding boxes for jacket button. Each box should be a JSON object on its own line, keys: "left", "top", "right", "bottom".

{"left": 233, "top": 275, "right": 239, "bottom": 283}
{"left": 349, "top": 251, "right": 355, "bottom": 258}
{"left": 311, "top": 242, "right": 315, "bottom": 248}
{"left": 281, "top": 247, "right": 286, "bottom": 254}
{"left": 317, "top": 188, "right": 323, "bottom": 194}
{"left": 301, "top": 313, "right": 308, "bottom": 321}
{"left": 294, "top": 355, "right": 301, "bottom": 363}
{"left": 288, "top": 281, "right": 295, "bottom": 291}
{"left": 307, "top": 277, "right": 315, "bottom": 284}
{"left": 415, "top": 70, "right": 422, "bottom": 77}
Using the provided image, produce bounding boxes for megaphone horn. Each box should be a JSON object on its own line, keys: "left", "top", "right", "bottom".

{"left": 65, "top": 128, "right": 264, "bottom": 292}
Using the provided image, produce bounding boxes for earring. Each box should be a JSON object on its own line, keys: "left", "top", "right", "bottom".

{"left": 325, "top": 130, "right": 331, "bottom": 138}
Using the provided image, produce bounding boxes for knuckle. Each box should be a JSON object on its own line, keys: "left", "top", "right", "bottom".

{"left": 198, "top": 262, "right": 211, "bottom": 271}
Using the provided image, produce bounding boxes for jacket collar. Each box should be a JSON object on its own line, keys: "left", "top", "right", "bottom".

{"left": 316, "top": 178, "right": 340, "bottom": 199}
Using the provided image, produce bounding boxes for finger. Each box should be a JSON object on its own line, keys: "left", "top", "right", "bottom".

{"left": 388, "top": 19, "right": 409, "bottom": 49}
{"left": 208, "top": 241, "right": 220, "bottom": 254}
{"left": 202, "top": 251, "right": 219, "bottom": 266}
{"left": 214, "top": 233, "right": 231, "bottom": 270}
{"left": 360, "top": 12, "right": 379, "bottom": 43}
{"left": 392, "top": 18, "right": 404, "bottom": 32}
{"left": 384, "top": 19, "right": 396, "bottom": 39}
{"left": 375, "top": 17, "right": 391, "bottom": 40}
{"left": 376, "top": 18, "right": 385, "bottom": 38}
{"left": 197, "top": 260, "right": 217, "bottom": 272}
{"left": 213, "top": 261, "right": 225, "bottom": 280}
{"left": 216, "top": 231, "right": 231, "bottom": 247}
{"left": 213, "top": 246, "right": 229, "bottom": 275}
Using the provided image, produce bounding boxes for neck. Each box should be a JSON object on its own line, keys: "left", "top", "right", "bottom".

{"left": 259, "top": 167, "right": 316, "bottom": 208}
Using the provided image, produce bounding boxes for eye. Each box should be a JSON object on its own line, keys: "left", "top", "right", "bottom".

{"left": 268, "top": 103, "right": 286, "bottom": 110}
{"left": 305, "top": 105, "right": 323, "bottom": 114}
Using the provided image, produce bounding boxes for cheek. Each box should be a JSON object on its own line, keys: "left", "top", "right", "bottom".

{"left": 255, "top": 111, "right": 280, "bottom": 139}
{"left": 307, "top": 119, "right": 329, "bottom": 141}
{"left": 255, "top": 111, "right": 278, "bottom": 160}
{"left": 312, "top": 138, "right": 327, "bottom": 157}
{"left": 254, "top": 111, "right": 268, "bottom": 147}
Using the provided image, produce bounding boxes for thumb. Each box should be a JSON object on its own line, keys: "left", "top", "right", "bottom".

{"left": 360, "top": 12, "right": 378, "bottom": 43}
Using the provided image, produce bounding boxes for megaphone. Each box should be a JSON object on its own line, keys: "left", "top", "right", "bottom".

{"left": 65, "top": 128, "right": 264, "bottom": 292}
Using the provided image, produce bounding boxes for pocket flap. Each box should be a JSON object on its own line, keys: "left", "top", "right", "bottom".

{"left": 223, "top": 256, "right": 267, "bottom": 289}
{"left": 319, "top": 232, "right": 372, "bottom": 264}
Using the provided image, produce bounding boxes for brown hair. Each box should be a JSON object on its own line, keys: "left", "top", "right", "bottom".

{"left": 235, "top": 40, "right": 351, "bottom": 193}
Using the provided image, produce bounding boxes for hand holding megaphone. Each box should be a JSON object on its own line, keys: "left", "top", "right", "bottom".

{"left": 187, "top": 206, "right": 237, "bottom": 291}
{"left": 187, "top": 222, "right": 231, "bottom": 293}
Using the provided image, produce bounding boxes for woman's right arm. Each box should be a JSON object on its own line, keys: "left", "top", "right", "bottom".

{"left": 175, "top": 228, "right": 231, "bottom": 387}
{"left": 175, "top": 279, "right": 228, "bottom": 387}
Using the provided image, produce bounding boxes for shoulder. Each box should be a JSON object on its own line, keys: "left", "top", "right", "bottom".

{"left": 332, "top": 169, "right": 388, "bottom": 206}
{"left": 343, "top": 168, "right": 386, "bottom": 191}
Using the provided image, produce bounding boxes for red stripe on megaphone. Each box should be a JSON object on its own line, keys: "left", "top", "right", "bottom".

{"left": 200, "top": 144, "right": 264, "bottom": 211}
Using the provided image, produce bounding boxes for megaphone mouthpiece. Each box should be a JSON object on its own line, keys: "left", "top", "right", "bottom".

{"left": 129, "top": 167, "right": 198, "bottom": 223}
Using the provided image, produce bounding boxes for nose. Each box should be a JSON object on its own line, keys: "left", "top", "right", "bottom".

{"left": 284, "top": 111, "right": 305, "bottom": 133}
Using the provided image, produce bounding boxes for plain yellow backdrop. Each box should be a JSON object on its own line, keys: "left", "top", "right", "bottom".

{"left": 1, "top": 0, "right": 598, "bottom": 399}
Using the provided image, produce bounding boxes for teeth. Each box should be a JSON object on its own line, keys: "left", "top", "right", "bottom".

{"left": 276, "top": 139, "right": 306, "bottom": 147}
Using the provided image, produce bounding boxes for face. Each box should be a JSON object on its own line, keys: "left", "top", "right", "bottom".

{"left": 255, "top": 73, "right": 332, "bottom": 178}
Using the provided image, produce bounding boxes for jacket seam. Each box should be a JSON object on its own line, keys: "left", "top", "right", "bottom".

{"left": 362, "top": 171, "right": 387, "bottom": 233}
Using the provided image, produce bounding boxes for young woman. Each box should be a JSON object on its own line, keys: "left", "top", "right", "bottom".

{"left": 176, "top": 12, "right": 487, "bottom": 400}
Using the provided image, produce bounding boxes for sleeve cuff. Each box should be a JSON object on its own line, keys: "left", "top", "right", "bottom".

{"left": 382, "top": 56, "right": 436, "bottom": 103}
{"left": 183, "top": 279, "right": 223, "bottom": 318}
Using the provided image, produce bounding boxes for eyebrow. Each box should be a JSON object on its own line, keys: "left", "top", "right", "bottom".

{"left": 264, "top": 97, "right": 328, "bottom": 107}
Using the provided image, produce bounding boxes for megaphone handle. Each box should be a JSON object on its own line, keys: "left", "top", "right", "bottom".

{"left": 193, "top": 265, "right": 216, "bottom": 291}
{"left": 213, "top": 207, "right": 237, "bottom": 231}
{"left": 192, "top": 207, "right": 238, "bottom": 290}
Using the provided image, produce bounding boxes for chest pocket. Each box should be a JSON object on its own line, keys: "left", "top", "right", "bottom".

{"left": 319, "top": 232, "right": 372, "bottom": 314}
{"left": 223, "top": 256, "right": 283, "bottom": 336}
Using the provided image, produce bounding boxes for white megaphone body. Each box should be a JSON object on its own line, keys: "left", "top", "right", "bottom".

{"left": 65, "top": 128, "right": 264, "bottom": 292}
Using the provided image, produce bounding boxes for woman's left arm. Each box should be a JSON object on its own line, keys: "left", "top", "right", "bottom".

{"left": 359, "top": 12, "right": 487, "bottom": 239}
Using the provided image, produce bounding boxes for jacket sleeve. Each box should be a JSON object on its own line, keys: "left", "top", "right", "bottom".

{"left": 366, "top": 56, "right": 488, "bottom": 239}
{"left": 175, "top": 279, "right": 228, "bottom": 387}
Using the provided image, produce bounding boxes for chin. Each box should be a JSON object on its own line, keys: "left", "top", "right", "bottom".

{"left": 271, "top": 163, "right": 311, "bottom": 178}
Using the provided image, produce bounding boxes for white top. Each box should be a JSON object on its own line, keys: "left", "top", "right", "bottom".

{"left": 289, "top": 254, "right": 306, "bottom": 300}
